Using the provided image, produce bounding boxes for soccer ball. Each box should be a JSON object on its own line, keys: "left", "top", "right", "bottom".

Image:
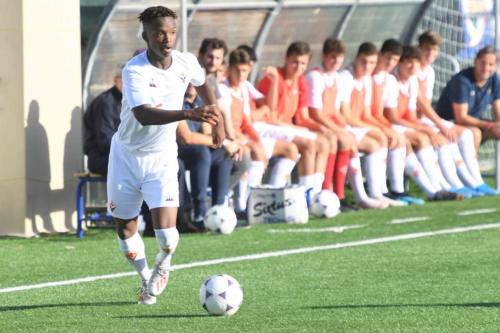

{"left": 199, "top": 274, "right": 243, "bottom": 316}
{"left": 310, "top": 190, "right": 340, "bottom": 218}
{"left": 204, "top": 205, "right": 237, "bottom": 234}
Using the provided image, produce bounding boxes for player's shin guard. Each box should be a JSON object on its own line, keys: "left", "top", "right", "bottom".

{"left": 117, "top": 232, "right": 151, "bottom": 282}
{"left": 322, "top": 153, "right": 336, "bottom": 191}
{"left": 333, "top": 150, "right": 350, "bottom": 200}
{"left": 449, "top": 143, "right": 482, "bottom": 188}
{"left": 388, "top": 147, "right": 406, "bottom": 194}
{"left": 148, "top": 227, "right": 179, "bottom": 297}
{"left": 417, "top": 146, "right": 451, "bottom": 190}
{"left": 365, "top": 151, "right": 384, "bottom": 198}
{"left": 269, "top": 158, "right": 296, "bottom": 187}
{"left": 437, "top": 144, "right": 464, "bottom": 189}
{"left": 405, "top": 153, "right": 438, "bottom": 197}
{"left": 154, "top": 227, "right": 179, "bottom": 268}
{"left": 379, "top": 148, "right": 389, "bottom": 194}
{"left": 458, "top": 129, "right": 484, "bottom": 184}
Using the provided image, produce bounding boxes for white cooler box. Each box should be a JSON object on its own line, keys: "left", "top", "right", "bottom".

{"left": 247, "top": 185, "right": 309, "bottom": 225}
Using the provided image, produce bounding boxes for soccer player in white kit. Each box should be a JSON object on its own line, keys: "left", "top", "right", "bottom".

{"left": 107, "top": 6, "right": 224, "bottom": 305}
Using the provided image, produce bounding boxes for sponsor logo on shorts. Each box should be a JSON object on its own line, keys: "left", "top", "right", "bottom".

{"left": 165, "top": 197, "right": 175, "bottom": 202}
{"left": 109, "top": 201, "right": 116, "bottom": 212}
{"left": 149, "top": 79, "right": 157, "bottom": 88}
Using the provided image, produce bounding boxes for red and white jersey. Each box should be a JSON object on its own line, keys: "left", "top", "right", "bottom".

{"left": 218, "top": 79, "right": 260, "bottom": 141}
{"left": 371, "top": 70, "right": 399, "bottom": 115}
{"left": 392, "top": 69, "right": 419, "bottom": 120}
{"left": 119, "top": 50, "right": 205, "bottom": 155}
{"left": 340, "top": 66, "right": 372, "bottom": 119}
{"left": 219, "top": 80, "right": 263, "bottom": 116}
{"left": 416, "top": 65, "right": 435, "bottom": 100}
{"left": 306, "top": 65, "right": 344, "bottom": 114}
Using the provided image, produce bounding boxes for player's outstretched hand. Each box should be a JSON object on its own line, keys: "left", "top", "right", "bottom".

{"left": 189, "top": 105, "right": 219, "bottom": 125}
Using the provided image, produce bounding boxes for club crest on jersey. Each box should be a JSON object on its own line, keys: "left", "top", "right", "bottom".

{"left": 179, "top": 73, "right": 187, "bottom": 84}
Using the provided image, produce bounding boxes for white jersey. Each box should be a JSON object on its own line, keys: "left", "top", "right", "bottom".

{"left": 306, "top": 66, "right": 344, "bottom": 110}
{"left": 372, "top": 70, "right": 399, "bottom": 109}
{"left": 218, "top": 80, "right": 263, "bottom": 116}
{"left": 118, "top": 50, "right": 205, "bottom": 156}
{"left": 417, "top": 65, "right": 435, "bottom": 100}
{"left": 341, "top": 66, "right": 372, "bottom": 108}
{"left": 392, "top": 69, "right": 419, "bottom": 112}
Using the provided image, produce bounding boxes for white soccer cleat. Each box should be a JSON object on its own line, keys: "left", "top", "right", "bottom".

{"left": 147, "top": 265, "right": 170, "bottom": 297}
{"left": 379, "top": 196, "right": 408, "bottom": 207}
{"left": 138, "top": 281, "right": 157, "bottom": 305}
{"left": 358, "top": 197, "right": 389, "bottom": 209}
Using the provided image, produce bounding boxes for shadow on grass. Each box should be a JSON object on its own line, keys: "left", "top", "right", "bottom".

{"left": 114, "top": 314, "right": 207, "bottom": 319}
{"left": 308, "top": 302, "right": 500, "bottom": 310}
{"left": 0, "top": 301, "right": 133, "bottom": 312}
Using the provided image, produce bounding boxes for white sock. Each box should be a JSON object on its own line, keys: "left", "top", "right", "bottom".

{"left": 248, "top": 161, "right": 265, "bottom": 187}
{"left": 348, "top": 156, "right": 369, "bottom": 201}
{"left": 117, "top": 232, "right": 151, "bottom": 282}
{"left": 388, "top": 147, "right": 406, "bottom": 193}
{"left": 417, "top": 146, "right": 451, "bottom": 190}
{"left": 240, "top": 160, "right": 266, "bottom": 211}
{"left": 154, "top": 227, "right": 179, "bottom": 269}
{"left": 365, "top": 151, "right": 384, "bottom": 198}
{"left": 405, "top": 153, "right": 438, "bottom": 196}
{"left": 299, "top": 174, "right": 316, "bottom": 191}
{"left": 313, "top": 172, "right": 325, "bottom": 195}
{"left": 236, "top": 177, "right": 248, "bottom": 212}
{"left": 449, "top": 143, "right": 482, "bottom": 188}
{"left": 437, "top": 144, "right": 464, "bottom": 189}
{"left": 379, "top": 147, "right": 389, "bottom": 194}
{"left": 458, "top": 129, "right": 484, "bottom": 185}
{"left": 269, "top": 158, "right": 296, "bottom": 187}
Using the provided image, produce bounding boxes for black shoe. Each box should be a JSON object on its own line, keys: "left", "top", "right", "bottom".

{"left": 235, "top": 210, "right": 248, "bottom": 221}
{"left": 340, "top": 199, "right": 360, "bottom": 212}
{"left": 430, "top": 190, "right": 464, "bottom": 201}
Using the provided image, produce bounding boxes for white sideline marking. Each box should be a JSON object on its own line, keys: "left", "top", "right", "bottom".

{"left": 389, "top": 216, "right": 430, "bottom": 224}
{"left": 457, "top": 208, "right": 497, "bottom": 216}
{"left": 1, "top": 222, "right": 500, "bottom": 294}
{"left": 268, "top": 225, "right": 366, "bottom": 233}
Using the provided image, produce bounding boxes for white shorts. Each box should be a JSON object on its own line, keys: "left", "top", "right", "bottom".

{"left": 253, "top": 122, "right": 317, "bottom": 142}
{"left": 261, "top": 137, "right": 277, "bottom": 159}
{"left": 346, "top": 126, "right": 369, "bottom": 142}
{"left": 392, "top": 124, "right": 415, "bottom": 134}
{"left": 420, "top": 116, "right": 454, "bottom": 133}
{"left": 107, "top": 136, "right": 179, "bottom": 219}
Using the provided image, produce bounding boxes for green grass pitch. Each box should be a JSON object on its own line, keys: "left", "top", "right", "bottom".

{"left": 1, "top": 193, "right": 499, "bottom": 332}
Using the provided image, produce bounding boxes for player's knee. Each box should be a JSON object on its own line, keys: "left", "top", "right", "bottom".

{"left": 316, "top": 136, "right": 329, "bottom": 154}
{"left": 470, "top": 126, "right": 482, "bottom": 141}
{"left": 365, "top": 138, "right": 381, "bottom": 152}
{"left": 284, "top": 143, "right": 299, "bottom": 160}
{"left": 338, "top": 133, "right": 353, "bottom": 151}
{"left": 300, "top": 139, "right": 317, "bottom": 154}
{"left": 416, "top": 133, "right": 430, "bottom": 148}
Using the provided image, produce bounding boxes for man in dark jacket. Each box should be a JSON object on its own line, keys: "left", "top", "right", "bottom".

{"left": 83, "top": 68, "right": 123, "bottom": 174}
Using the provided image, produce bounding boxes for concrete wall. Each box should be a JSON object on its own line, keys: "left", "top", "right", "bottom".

{"left": 0, "top": 0, "right": 82, "bottom": 236}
